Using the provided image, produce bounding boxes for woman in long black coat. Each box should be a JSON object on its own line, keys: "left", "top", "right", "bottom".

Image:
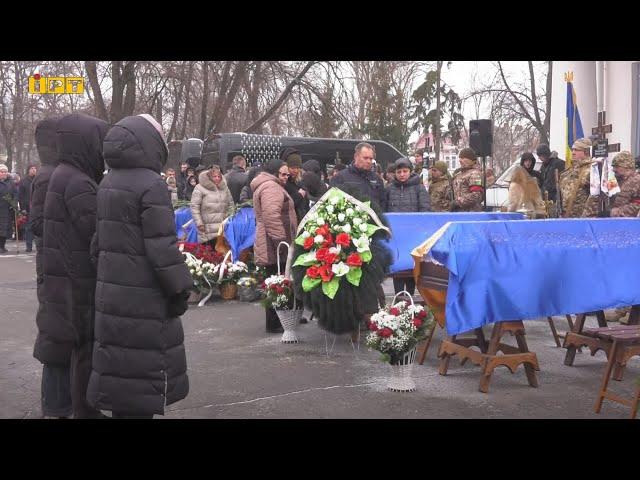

{"left": 0, "top": 164, "right": 16, "bottom": 253}
{"left": 30, "top": 117, "right": 73, "bottom": 418}
{"left": 87, "top": 114, "right": 193, "bottom": 418}
{"left": 40, "top": 113, "right": 110, "bottom": 418}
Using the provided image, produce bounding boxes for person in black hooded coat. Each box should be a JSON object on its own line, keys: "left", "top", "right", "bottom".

{"left": 87, "top": 114, "right": 193, "bottom": 418}
{"left": 40, "top": 113, "right": 110, "bottom": 418}
{"left": 30, "top": 117, "right": 73, "bottom": 418}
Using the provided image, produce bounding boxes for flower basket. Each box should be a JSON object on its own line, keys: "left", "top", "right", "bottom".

{"left": 261, "top": 242, "right": 300, "bottom": 343}
{"left": 387, "top": 347, "right": 417, "bottom": 392}
{"left": 220, "top": 282, "right": 238, "bottom": 300}
{"left": 366, "top": 291, "right": 434, "bottom": 392}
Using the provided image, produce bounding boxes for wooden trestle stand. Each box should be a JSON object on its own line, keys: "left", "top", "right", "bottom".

{"left": 415, "top": 261, "right": 540, "bottom": 393}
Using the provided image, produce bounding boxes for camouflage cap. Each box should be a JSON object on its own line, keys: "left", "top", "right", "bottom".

{"left": 612, "top": 151, "right": 635, "bottom": 169}
{"left": 431, "top": 161, "right": 448, "bottom": 175}
{"left": 572, "top": 137, "right": 592, "bottom": 151}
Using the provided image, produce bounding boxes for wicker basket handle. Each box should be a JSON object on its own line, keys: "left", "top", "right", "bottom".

{"left": 217, "top": 249, "right": 234, "bottom": 284}
{"left": 391, "top": 290, "right": 415, "bottom": 308}
{"left": 276, "top": 241, "right": 293, "bottom": 278}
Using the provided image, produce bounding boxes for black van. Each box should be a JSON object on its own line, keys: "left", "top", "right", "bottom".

{"left": 201, "top": 133, "right": 404, "bottom": 174}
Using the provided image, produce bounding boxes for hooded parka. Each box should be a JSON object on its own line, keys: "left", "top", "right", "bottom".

{"left": 86, "top": 115, "right": 193, "bottom": 415}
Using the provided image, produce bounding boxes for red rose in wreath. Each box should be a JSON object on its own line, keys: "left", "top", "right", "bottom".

{"left": 335, "top": 232, "right": 351, "bottom": 247}
{"left": 346, "top": 253, "right": 362, "bottom": 267}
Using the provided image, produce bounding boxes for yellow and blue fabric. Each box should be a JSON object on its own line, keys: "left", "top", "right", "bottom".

{"left": 566, "top": 80, "right": 584, "bottom": 169}
{"left": 414, "top": 218, "right": 640, "bottom": 335}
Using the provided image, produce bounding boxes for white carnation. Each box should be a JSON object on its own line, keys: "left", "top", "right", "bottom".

{"left": 326, "top": 205, "right": 334, "bottom": 214}
{"left": 341, "top": 224, "right": 351, "bottom": 233}
{"left": 314, "top": 234, "right": 324, "bottom": 244}
{"left": 352, "top": 217, "right": 363, "bottom": 225}
{"left": 338, "top": 213, "right": 346, "bottom": 222}
{"left": 358, "top": 223, "right": 368, "bottom": 232}
{"left": 316, "top": 218, "right": 325, "bottom": 225}
{"left": 301, "top": 231, "right": 311, "bottom": 239}
{"left": 346, "top": 208, "right": 354, "bottom": 216}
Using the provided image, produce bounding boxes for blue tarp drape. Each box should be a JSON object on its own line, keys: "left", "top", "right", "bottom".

{"left": 384, "top": 212, "right": 524, "bottom": 273}
{"left": 425, "top": 218, "right": 640, "bottom": 335}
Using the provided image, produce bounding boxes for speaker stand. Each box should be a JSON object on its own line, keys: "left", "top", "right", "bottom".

{"left": 481, "top": 155, "right": 488, "bottom": 212}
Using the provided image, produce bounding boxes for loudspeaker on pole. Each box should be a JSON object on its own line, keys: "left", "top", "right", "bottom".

{"left": 469, "top": 119, "right": 493, "bottom": 157}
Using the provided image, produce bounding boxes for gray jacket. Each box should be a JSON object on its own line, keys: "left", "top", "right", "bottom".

{"left": 386, "top": 174, "right": 430, "bottom": 212}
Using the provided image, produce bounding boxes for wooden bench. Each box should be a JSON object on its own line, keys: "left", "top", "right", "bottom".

{"left": 563, "top": 307, "right": 639, "bottom": 377}
{"left": 583, "top": 324, "right": 640, "bottom": 419}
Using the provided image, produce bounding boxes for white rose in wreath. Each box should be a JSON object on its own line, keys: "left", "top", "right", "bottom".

{"left": 358, "top": 223, "right": 368, "bottom": 232}
{"left": 341, "top": 224, "right": 351, "bottom": 233}
{"left": 326, "top": 205, "right": 334, "bottom": 214}
{"left": 352, "top": 217, "right": 363, "bottom": 226}
{"left": 316, "top": 217, "right": 325, "bottom": 225}
{"left": 314, "top": 234, "right": 324, "bottom": 244}
{"left": 338, "top": 213, "right": 346, "bottom": 222}
{"left": 346, "top": 207, "right": 354, "bottom": 216}
{"left": 331, "top": 262, "right": 350, "bottom": 277}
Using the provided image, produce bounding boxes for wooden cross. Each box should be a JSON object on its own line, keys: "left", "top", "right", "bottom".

{"left": 591, "top": 111, "right": 621, "bottom": 153}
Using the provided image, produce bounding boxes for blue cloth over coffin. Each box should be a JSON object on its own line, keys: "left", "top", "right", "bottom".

{"left": 425, "top": 218, "right": 640, "bottom": 335}
{"left": 224, "top": 207, "right": 256, "bottom": 261}
{"left": 175, "top": 207, "right": 197, "bottom": 243}
{"left": 385, "top": 212, "right": 525, "bottom": 274}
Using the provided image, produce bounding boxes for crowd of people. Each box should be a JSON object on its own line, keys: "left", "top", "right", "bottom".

{"left": 3, "top": 110, "right": 640, "bottom": 419}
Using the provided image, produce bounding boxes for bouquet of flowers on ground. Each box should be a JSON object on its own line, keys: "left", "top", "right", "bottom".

{"left": 260, "top": 275, "right": 294, "bottom": 310}
{"left": 180, "top": 242, "right": 224, "bottom": 265}
{"left": 182, "top": 251, "right": 220, "bottom": 293}
{"left": 293, "top": 188, "right": 389, "bottom": 300}
{"left": 366, "top": 296, "right": 434, "bottom": 364}
{"left": 218, "top": 260, "right": 249, "bottom": 285}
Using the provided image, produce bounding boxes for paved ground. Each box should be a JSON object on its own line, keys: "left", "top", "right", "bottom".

{"left": 1, "top": 240, "right": 638, "bottom": 419}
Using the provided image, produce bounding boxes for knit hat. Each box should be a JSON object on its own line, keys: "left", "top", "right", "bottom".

{"left": 432, "top": 161, "right": 448, "bottom": 175}
{"left": 285, "top": 153, "right": 302, "bottom": 168}
{"left": 394, "top": 157, "right": 413, "bottom": 171}
{"left": 612, "top": 151, "right": 635, "bottom": 169}
{"left": 572, "top": 137, "right": 592, "bottom": 152}
{"left": 458, "top": 147, "right": 477, "bottom": 162}
{"left": 536, "top": 144, "right": 551, "bottom": 157}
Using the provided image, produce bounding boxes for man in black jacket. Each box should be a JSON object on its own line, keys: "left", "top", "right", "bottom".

{"left": 40, "top": 113, "right": 109, "bottom": 419}
{"left": 225, "top": 154, "right": 249, "bottom": 204}
{"left": 330, "top": 142, "right": 387, "bottom": 210}
{"left": 536, "top": 144, "right": 565, "bottom": 205}
{"left": 87, "top": 114, "right": 193, "bottom": 419}
{"left": 280, "top": 148, "right": 310, "bottom": 222}
{"left": 18, "top": 164, "right": 37, "bottom": 252}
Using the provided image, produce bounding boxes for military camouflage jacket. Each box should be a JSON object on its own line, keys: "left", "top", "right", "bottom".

{"left": 451, "top": 165, "right": 483, "bottom": 212}
{"left": 559, "top": 157, "right": 597, "bottom": 218}
{"left": 610, "top": 171, "right": 640, "bottom": 217}
{"left": 429, "top": 176, "right": 452, "bottom": 212}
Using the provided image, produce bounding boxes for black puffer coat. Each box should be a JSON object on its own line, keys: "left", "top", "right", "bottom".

{"left": 0, "top": 176, "right": 15, "bottom": 238}
{"left": 30, "top": 118, "right": 60, "bottom": 364}
{"left": 37, "top": 114, "right": 109, "bottom": 366}
{"left": 386, "top": 174, "right": 431, "bottom": 212}
{"left": 330, "top": 163, "right": 387, "bottom": 210}
{"left": 87, "top": 115, "right": 193, "bottom": 416}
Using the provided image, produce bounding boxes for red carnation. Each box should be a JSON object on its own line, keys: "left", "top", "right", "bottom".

{"left": 282, "top": 279, "right": 290, "bottom": 286}
{"left": 412, "top": 318, "right": 423, "bottom": 328}
{"left": 318, "top": 264, "right": 334, "bottom": 282}
{"left": 378, "top": 327, "right": 393, "bottom": 338}
{"left": 368, "top": 321, "right": 378, "bottom": 331}
{"left": 275, "top": 286, "right": 284, "bottom": 294}
{"left": 417, "top": 310, "right": 427, "bottom": 319}
{"left": 303, "top": 237, "right": 315, "bottom": 250}
{"left": 315, "top": 224, "right": 330, "bottom": 237}
{"left": 315, "top": 248, "right": 329, "bottom": 262}
{"left": 323, "top": 252, "right": 338, "bottom": 265}
{"left": 336, "top": 232, "right": 351, "bottom": 247}
{"left": 389, "top": 307, "right": 400, "bottom": 316}
{"left": 346, "top": 253, "right": 362, "bottom": 267}
{"left": 270, "top": 284, "right": 278, "bottom": 291}
{"left": 306, "top": 266, "right": 320, "bottom": 279}
{"left": 322, "top": 232, "right": 334, "bottom": 248}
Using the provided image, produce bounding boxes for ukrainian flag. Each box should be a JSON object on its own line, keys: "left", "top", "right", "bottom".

{"left": 565, "top": 72, "right": 584, "bottom": 169}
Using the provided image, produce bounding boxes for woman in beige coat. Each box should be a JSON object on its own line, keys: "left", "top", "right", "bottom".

{"left": 507, "top": 166, "right": 546, "bottom": 217}
{"left": 251, "top": 159, "right": 298, "bottom": 333}
{"left": 190, "top": 166, "right": 233, "bottom": 244}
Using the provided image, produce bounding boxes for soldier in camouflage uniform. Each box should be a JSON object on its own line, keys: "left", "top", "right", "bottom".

{"left": 604, "top": 151, "right": 640, "bottom": 323}
{"left": 451, "top": 147, "right": 484, "bottom": 212}
{"left": 428, "top": 161, "right": 452, "bottom": 212}
{"left": 609, "top": 151, "right": 640, "bottom": 217}
{"left": 559, "top": 138, "right": 599, "bottom": 217}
